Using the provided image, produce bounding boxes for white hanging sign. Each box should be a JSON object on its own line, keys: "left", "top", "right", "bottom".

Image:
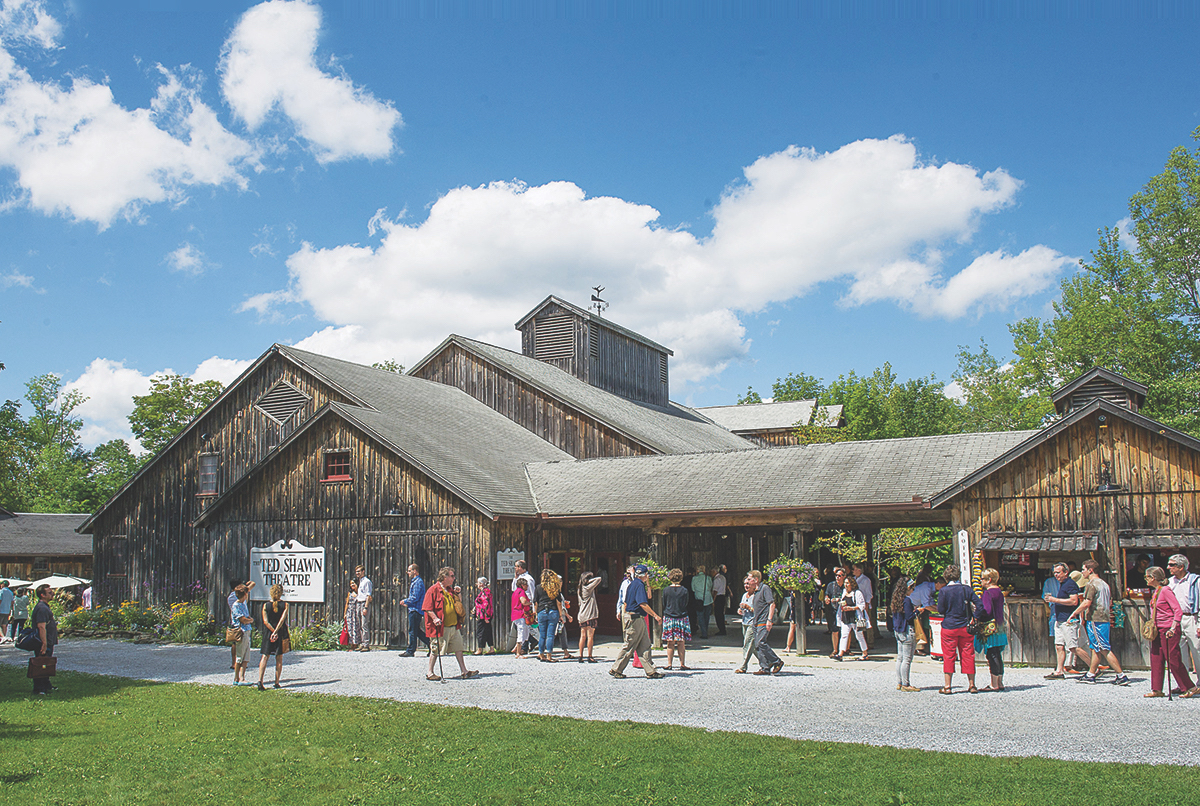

{"left": 957, "top": 530, "right": 971, "bottom": 585}
{"left": 250, "top": 539, "right": 326, "bottom": 602}
{"left": 496, "top": 549, "right": 524, "bottom": 581}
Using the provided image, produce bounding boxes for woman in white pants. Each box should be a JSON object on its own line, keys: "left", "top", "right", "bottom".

{"left": 834, "top": 575, "right": 869, "bottom": 660}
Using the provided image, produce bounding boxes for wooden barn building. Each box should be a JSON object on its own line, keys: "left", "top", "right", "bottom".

{"left": 1, "top": 509, "right": 91, "bottom": 582}
{"left": 80, "top": 298, "right": 1200, "bottom": 665}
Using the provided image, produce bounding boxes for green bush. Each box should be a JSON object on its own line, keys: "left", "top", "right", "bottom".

{"left": 290, "top": 619, "right": 344, "bottom": 651}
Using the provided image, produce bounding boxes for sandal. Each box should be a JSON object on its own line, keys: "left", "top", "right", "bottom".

{"left": 968, "top": 686, "right": 980, "bottom": 694}
{"left": 859, "top": 654, "right": 869, "bottom": 661}
{"left": 679, "top": 665, "right": 690, "bottom": 671}
{"left": 938, "top": 687, "right": 953, "bottom": 695}
{"left": 426, "top": 674, "right": 441, "bottom": 681}
{"left": 1144, "top": 690, "right": 1166, "bottom": 698}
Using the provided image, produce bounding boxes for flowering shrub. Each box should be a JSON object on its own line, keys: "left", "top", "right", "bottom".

{"left": 290, "top": 617, "right": 344, "bottom": 651}
{"left": 630, "top": 557, "right": 671, "bottom": 591}
{"left": 766, "top": 555, "right": 820, "bottom": 594}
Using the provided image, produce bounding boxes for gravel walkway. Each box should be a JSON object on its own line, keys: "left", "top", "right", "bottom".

{"left": 4, "top": 636, "right": 1194, "bottom": 766}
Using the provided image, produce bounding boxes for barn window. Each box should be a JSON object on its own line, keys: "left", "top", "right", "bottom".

{"left": 255, "top": 380, "right": 311, "bottom": 425}
{"left": 198, "top": 453, "right": 219, "bottom": 496}
{"left": 323, "top": 451, "right": 351, "bottom": 482}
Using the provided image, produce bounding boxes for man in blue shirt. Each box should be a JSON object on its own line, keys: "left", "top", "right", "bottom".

{"left": 609, "top": 565, "right": 664, "bottom": 679}
{"left": 1044, "top": 562, "right": 1086, "bottom": 679}
{"left": 401, "top": 563, "right": 430, "bottom": 656}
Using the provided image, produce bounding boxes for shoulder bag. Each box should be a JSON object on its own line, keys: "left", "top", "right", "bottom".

{"left": 225, "top": 626, "right": 243, "bottom": 644}
{"left": 1141, "top": 590, "right": 1159, "bottom": 641}
{"left": 15, "top": 626, "right": 42, "bottom": 653}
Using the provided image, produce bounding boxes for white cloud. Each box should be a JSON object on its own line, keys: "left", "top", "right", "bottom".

{"left": 253, "top": 137, "right": 1070, "bottom": 386}
{"left": 0, "top": 32, "right": 257, "bottom": 228}
{"left": 220, "top": 0, "right": 400, "bottom": 163}
{"left": 63, "top": 355, "right": 252, "bottom": 451}
{"left": 1116, "top": 217, "right": 1140, "bottom": 254}
{"left": 165, "top": 242, "right": 209, "bottom": 275}
{"left": 2, "top": 268, "right": 44, "bottom": 292}
{"left": 0, "top": 0, "right": 61, "bottom": 50}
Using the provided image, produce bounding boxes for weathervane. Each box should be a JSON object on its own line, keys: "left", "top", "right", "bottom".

{"left": 591, "top": 285, "right": 608, "bottom": 317}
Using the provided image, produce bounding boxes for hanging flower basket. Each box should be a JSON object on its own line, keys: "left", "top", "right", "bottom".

{"left": 631, "top": 557, "right": 671, "bottom": 591}
{"left": 766, "top": 555, "right": 820, "bottom": 594}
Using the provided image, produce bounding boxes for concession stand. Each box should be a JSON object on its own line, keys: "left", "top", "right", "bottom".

{"left": 932, "top": 369, "right": 1200, "bottom": 669}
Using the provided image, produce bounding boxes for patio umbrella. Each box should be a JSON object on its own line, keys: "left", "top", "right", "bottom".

{"left": 28, "top": 574, "right": 87, "bottom": 589}
{"left": 1, "top": 578, "right": 33, "bottom": 587}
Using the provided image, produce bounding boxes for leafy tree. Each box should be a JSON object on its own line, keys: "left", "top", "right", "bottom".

{"left": 0, "top": 399, "right": 28, "bottom": 510}
{"left": 129, "top": 375, "right": 224, "bottom": 455}
{"left": 966, "top": 130, "right": 1200, "bottom": 436}
{"left": 771, "top": 372, "right": 825, "bottom": 402}
{"left": 953, "top": 339, "right": 1053, "bottom": 433}
{"left": 88, "top": 439, "right": 143, "bottom": 506}
{"left": 371, "top": 359, "right": 405, "bottom": 373}
{"left": 23, "top": 373, "right": 86, "bottom": 450}
{"left": 736, "top": 387, "right": 763, "bottom": 404}
{"left": 822, "top": 364, "right": 959, "bottom": 441}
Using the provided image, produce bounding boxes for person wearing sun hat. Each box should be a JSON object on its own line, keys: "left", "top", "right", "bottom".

{"left": 609, "top": 564, "right": 664, "bottom": 679}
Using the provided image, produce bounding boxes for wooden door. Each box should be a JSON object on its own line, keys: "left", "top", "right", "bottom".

{"left": 363, "top": 529, "right": 461, "bottom": 648}
{"left": 543, "top": 549, "right": 585, "bottom": 640}
{"left": 593, "top": 551, "right": 625, "bottom": 635}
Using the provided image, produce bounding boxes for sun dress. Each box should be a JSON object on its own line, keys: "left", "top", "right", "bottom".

{"left": 345, "top": 592, "right": 363, "bottom": 645}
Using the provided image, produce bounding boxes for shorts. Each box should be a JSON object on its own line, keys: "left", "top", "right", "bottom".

{"left": 580, "top": 618, "right": 598, "bottom": 629}
{"left": 234, "top": 630, "right": 252, "bottom": 664}
{"left": 1085, "top": 621, "right": 1111, "bottom": 652}
{"left": 433, "top": 625, "right": 465, "bottom": 657}
{"left": 1054, "top": 620, "right": 1079, "bottom": 650}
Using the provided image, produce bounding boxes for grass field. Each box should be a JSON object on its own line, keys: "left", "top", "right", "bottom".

{"left": 2, "top": 665, "right": 1196, "bottom": 806}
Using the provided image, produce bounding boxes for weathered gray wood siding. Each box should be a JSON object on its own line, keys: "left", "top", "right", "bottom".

{"left": 89, "top": 351, "right": 361, "bottom": 608}
{"left": 414, "top": 343, "right": 656, "bottom": 459}
{"left": 203, "top": 415, "right": 495, "bottom": 647}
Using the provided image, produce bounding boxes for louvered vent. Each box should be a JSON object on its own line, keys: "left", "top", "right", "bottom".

{"left": 534, "top": 314, "right": 575, "bottom": 361}
{"left": 589, "top": 327, "right": 600, "bottom": 360}
{"left": 255, "top": 381, "right": 311, "bottom": 425}
{"left": 659, "top": 353, "right": 669, "bottom": 385}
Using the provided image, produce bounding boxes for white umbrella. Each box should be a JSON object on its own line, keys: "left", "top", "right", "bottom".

{"left": 28, "top": 574, "right": 86, "bottom": 589}
{"left": 1, "top": 578, "right": 33, "bottom": 587}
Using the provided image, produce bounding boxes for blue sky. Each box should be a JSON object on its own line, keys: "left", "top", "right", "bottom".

{"left": 1, "top": 0, "right": 1198, "bottom": 449}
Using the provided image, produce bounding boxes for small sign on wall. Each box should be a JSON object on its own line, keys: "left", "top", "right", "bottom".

{"left": 497, "top": 549, "right": 524, "bottom": 581}
{"left": 250, "top": 539, "right": 326, "bottom": 602}
{"left": 957, "top": 530, "right": 971, "bottom": 585}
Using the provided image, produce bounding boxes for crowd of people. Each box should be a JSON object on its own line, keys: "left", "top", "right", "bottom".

{"left": 203, "top": 554, "right": 1200, "bottom": 696}
{"left": 16, "top": 552, "right": 1200, "bottom": 699}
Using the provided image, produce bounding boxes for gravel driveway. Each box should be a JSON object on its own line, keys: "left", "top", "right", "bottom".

{"left": 4, "top": 637, "right": 1193, "bottom": 766}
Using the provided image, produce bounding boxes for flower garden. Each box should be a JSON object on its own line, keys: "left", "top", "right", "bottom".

{"left": 57, "top": 599, "right": 346, "bottom": 651}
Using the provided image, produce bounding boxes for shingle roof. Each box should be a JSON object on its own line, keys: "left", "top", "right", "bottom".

{"left": 525, "top": 430, "right": 1036, "bottom": 516}
{"left": 696, "top": 400, "right": 844, "bottom": 431}
{"left": 0, "top": 513, "right": 92, "bottom": 556}
{"left": 514, "top": 295, "right": 673, "bottom": 355}
{"left": 414, "top": 336, "right": 754, "bottom": 455}
{"left": 225, "top": 348, "right": 573, "bottom": 517}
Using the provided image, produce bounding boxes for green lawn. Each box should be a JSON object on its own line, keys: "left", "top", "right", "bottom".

{"left": 2, "top": 665, "right": 1196, "bottom": 806}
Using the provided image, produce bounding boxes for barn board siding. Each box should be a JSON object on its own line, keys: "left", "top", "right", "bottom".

{"left": 203, "top": 417, "right": 496, "bottom": 648}
{"left": 414, "top": 343, "right": 656, "bottom": 459}
{"left": 89, "top": 351, "right": 364, "bottom": 609}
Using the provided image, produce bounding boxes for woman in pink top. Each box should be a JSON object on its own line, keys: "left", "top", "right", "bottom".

{"left": 1144, "top": 566, "right": 1195, "bottom": 698}
{"left": 510, "top": 578, "right": 532, "bottom": 659}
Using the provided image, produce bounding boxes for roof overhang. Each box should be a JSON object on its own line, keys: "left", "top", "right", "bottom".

{"left": 1050, "top": 367, "right": 1147, "bottom": 414}
{"left": 929, "top": 398, "right": 1200, "bottom": 509}
{"left": 977, "top": 532, "right": 1100, "bottom": 552}
{"left": 518, "top": 500, "right": 942, "bottom": 530}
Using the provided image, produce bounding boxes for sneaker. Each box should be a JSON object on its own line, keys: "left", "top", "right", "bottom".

{"left": 1113, "top": 675, "right": 1131, "bottom": 687}
{"left": 1080, "top": 674, "right": 1097, "bottom": 684}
